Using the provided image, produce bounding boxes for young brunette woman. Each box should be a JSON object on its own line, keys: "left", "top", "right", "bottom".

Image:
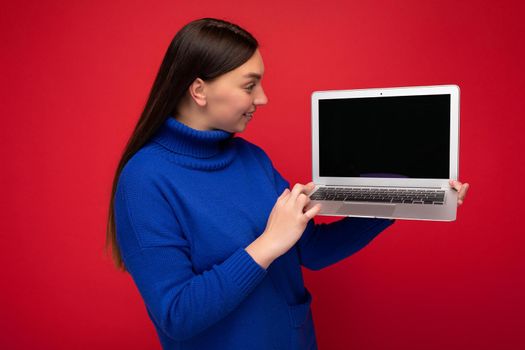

{"left": 106, "top": 17, "right": 469, "bottom": 350}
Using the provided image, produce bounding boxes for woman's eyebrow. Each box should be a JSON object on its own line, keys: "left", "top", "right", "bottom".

{"left": 242, "top": 72, "right": 262, "bottom": 80}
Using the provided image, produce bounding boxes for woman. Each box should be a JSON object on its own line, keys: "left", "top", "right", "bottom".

{"left": 106, "top": 17, "right": 469, "bottom": 350}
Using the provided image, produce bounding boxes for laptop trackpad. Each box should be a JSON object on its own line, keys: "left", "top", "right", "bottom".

{"left": 336, "top": 202, "right": 396, "bottom": 217}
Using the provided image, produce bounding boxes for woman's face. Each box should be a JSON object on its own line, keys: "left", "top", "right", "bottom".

{"left": 202, "top": 49, "right": 268, "bottom": 133}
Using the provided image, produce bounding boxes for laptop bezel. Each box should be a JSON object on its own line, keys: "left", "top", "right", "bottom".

{"left": 311, "top": 84, "right": 460, "bottom": 188}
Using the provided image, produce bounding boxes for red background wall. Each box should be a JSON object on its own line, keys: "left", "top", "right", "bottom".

{"left": 2, "top": 0, "right": 524, "bottom": 349}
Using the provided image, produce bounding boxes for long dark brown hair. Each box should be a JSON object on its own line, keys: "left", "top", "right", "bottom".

{"left": 106, "top": 18, "right": 258, "bottom": 271}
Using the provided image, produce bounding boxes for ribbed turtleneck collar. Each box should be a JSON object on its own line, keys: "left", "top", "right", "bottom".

{"left": 153, "top": 116, "right": 234, "bottom": 158}
{"left": 150, "top": 116, "right": 238, "bottom": 171}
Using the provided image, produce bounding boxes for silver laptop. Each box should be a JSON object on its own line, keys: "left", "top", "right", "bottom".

{"left": 305, "top": 84, "right": 460, "bottom": 221}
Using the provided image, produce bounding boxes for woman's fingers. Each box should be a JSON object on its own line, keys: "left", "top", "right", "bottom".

{"left": 289, "top": 182, "right": 315, "bottom": 202}
{"left": 278, "top": 188, "right": 291, "bottom": 205}
{"left": 449, "top": 179, "right": 469, "bottom": 206}
{"left": 290, "top": 183, "right": 306, "bottom": 201}
{"left": 458, "top": 183, "right": 469, "bottom": 206}
{"left": 305, "top": 181, "right": 315, "bottom": 192}
{"left": 297, "top": 193, "right": 310, "bottom": 209}
{"left": 304, "top": 203, "right": 322, "bottom": 220}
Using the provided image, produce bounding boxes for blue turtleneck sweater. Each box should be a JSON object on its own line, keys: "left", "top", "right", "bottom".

{"left": 113, "top": 116, "right": 395, "bottom": 349}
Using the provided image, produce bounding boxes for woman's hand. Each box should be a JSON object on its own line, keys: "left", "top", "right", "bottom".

{"left": 245, "top": 182, "right": 321, "bottom": 269}
{"left": 449, "top": 179, "right": 470, "bottom": 206}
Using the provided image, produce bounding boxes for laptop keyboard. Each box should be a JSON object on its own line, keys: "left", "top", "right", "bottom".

{"left": 309, "top": 187, "right": 445, "bottom": 205}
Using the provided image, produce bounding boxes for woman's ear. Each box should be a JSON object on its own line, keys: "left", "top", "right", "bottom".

{"left": 188, "top": 78, "right": 207, "bottom": 107}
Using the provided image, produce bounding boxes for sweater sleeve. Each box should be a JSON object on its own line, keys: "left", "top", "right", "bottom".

{"left": 113, "top": 166, "right": 267, "bottom": 341}
{"left": 271, "top": 165, "right": 396, "bottom": 271}
{"left": 296, "top": 216, "right": 395, "bottom": 270}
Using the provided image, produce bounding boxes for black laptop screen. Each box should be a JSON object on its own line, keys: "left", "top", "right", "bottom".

{"left": 318, "top": 94, "right": 450, "bottom": 179}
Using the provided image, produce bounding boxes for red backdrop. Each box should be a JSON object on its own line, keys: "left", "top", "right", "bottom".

{"left": 2, "top": 0, "right": 524, "bottom": 349}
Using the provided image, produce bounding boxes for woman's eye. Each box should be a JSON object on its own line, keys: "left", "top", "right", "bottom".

{"left": 245, "top": 84, "right": 255, "bottom": 91}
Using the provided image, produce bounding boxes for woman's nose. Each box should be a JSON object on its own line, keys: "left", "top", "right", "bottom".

{"left": 254, "top": 86, "right": 268, "bottom": 106}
